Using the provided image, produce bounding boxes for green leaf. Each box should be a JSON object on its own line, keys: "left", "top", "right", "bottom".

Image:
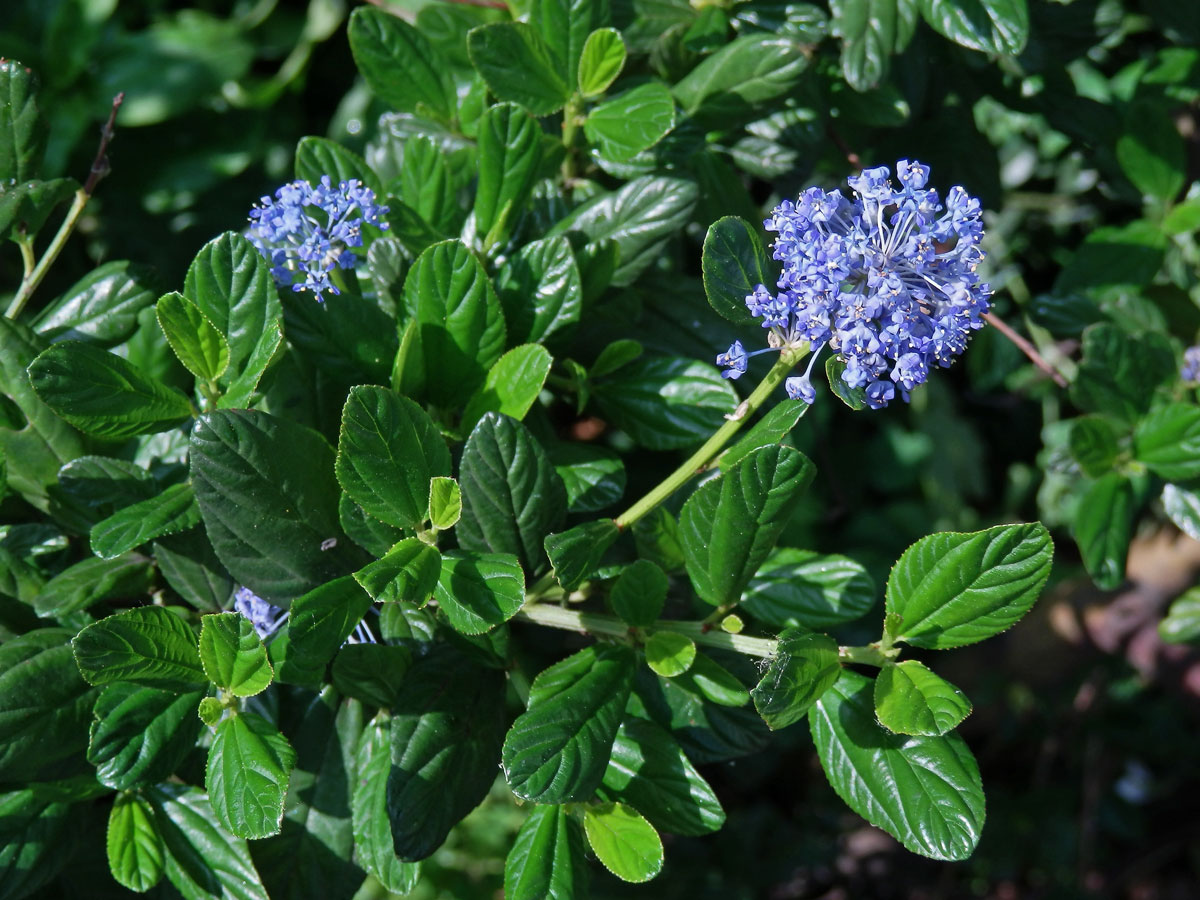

{"left": 1026, "top": 293, "right": 1105, "bottom": 338}
{"left": 593, "top": 356, "right": 737, "bottom": 450}
{"left": 90, "top": 482, "right": 202, "bottom": 560}
{"left": 810, "top": 669, "right": 985, "bottom": 861}
{"left": 402, "top": 239, "right": 507, "bottom": 407}
{"left": 388, "top": 646, "right": 507, "bottom": 860}
{"left": 1070, "top": 325, "right": 1174, "bottom": 425}
{"left": 206, "top": 712, "right": 296, "bottom": 840}
{"left": 354, "top": 538, "right": 442, "bottom": 605}
{"left": 198, "top": 698, "right": 223, "bottom": 726}
{"left": 27, "top": 341, "right": 193, "bottom": 439}
{"left": 830, "top": 0, "right": 919, "bottom": 91}
{"left": 183, "top": 232, "right": 284, "bottom": 409}
{"left": 282, "top": 287, "right": 398, "bottom": 385}
{"left": 348, "top": 7, "right": 455, "bottom": 121}
{"left": 672, "top": 34, "right": 810, "bottom": 125}
{"left": 550, "top": 176, "right": 697, "bottom": 287}
{"left": 107, "top": 792, "right": 165, "bottom": 892}
{"left": 88, "top": 684, "right": 204, "bottom": 789}
{"left": 0, "top": 630, "right": 97, "bottom": 783}
{"left": 874, "top": 660, "right": 972, "bottom": 736}
{"left": 701, "top": 216, "right": 770, "bottom": 327}
{"left": 585, "top": 82, "right": 676, "bottom": 162}
{"left": 190, "top": 409, "right": 350, "bottom": 600}
{"left": 429, "top": 476, "right": 462, "bottom": 530}
{"left": 332, "top": 643, "right": 412, "bottom": 707}
{"left": 742, "top": 548, "right": 876, "bottom": 630}
{"left": 503, "top": 644, "right": 635, "bottom": 802}
{"left": 598, "top": 717, "right": 725, "bottom": 836}
{"left": 919, "top": 0, "right": 1029, "bottom": 55}
{"left": 157, "top": 292, "right": 230, "bottom": 385}
{"left": 73, "top": 606, "right": 205, "bottom": 691}
{"left": 680, "top": 445, "right": 815, "bottom": 607}
{"left": 591, "top": 340, "right": 643, "bottom": 378}
{"left": 495, "top": 236, "right": 583, "bottom": 345}
{"left": 474, "top": 103, "right": 543, "bottom": 249}
{"left": 468, "top": 23, "right": 570, "bottom": 116}
{"left": 1056, "top": 222, "right": 1168, "bottom": 296}
{"left": 1068, "top": 415, "right": 1120, "bottom": 478}
{"left": 0, "top": 177, "right": 75, "bottom": 243}
{"left": 886, "top": 523, "right": 1053, "bottom": 648}
{"left": 1163, "top": 483, "right": 1200, "bottom": 543}
{"left": 0, "top": 60, "right": 47, "bottom": 182}
{"left": 353, "top": 717, "right": 421, "bottom": 893}
{"left": 154, "top": 528, "right": 235, "bottom": 613}
{"left": 0, "top": 788, "right": 74, "bottom": 897}
{"left": 148, "top": 783, "right": 269, "bottom": 900}
{"left": 1073, "top": 473, "right": 1134, "bottom": 590}
{"left": 578, "top": 27, "right": 626, "bottom": 97}
{"left": 461, "top": 344, "right": 553, "bottom": 433}
{"left": 458, "top": 413, "right": 567, "bottom": 574}
{"left": 610, "top": 559, "right": 668, "bottom": 626}
{"left": 505, "top": 804, "right": 589, "bottom": 900}
{"left": 294, "top": 136, "right": 381, "bottom": 196}
{"left": 278, "top": 576, "right": 374, "bottom": 686}
{"left": 33, "top": 553, "right": 154, "bottom": 617}
{"left": 33, "top": 259, "right": 160, "bottom": 347}
{"left": 1117, "top": 99, "right": 1185, "bottom": 202}
{"left": 545, "top": 519, "right": 620, "bottom": 591}
{"left": 434, "top": 550, "right": 526, "bottom": 635}
{"left": 534, "top": 0, "right": 609, "bottom": 91}
{"left": 582, "top": 802, "right": 663, "bottom": 883}
{"left": 675, "top": 652, "right": 751, "bottom": 707}
{"left": 644, "top": 631, "right": 695, "bottom": 677}
{"left": 824, "top": 355, "right": 869, "bottom": 409}
{"left": 550, "top": 442, "right": 626, "bottom": 514}
{"left": 1159, "top": 586, "right": 1200, "bottom": 644}
{"left": 1134, "top": 403, "right": 1200, "bottom": 481}
{"left": 335, "top": 385, "right": 452, "bottom": 531}
{"left": 750, "top": 629, "right": 840, "bottom": 730}
{"left": 199, "top": 613, "right": 273, "bottom": 697}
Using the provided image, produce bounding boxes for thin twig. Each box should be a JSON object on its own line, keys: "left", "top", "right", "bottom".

{"left": 984, "top": 311, "right": 1069, "bottom": 388}
{"left": 83, "top": 92, "right": 124, "bottom": 196}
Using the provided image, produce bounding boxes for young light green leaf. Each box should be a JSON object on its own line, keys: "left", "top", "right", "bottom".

{"left": 545, "top": 519, "right": 620, "bottom": 591}
{"left": 348, "top": 7, "right": 456, "bottom": 121}
{"left": 198, "top": 697, "right": 223, "bottom": 726}
{"left": 582, "top": 802, "right": 663, "bottom": 883}
{"left": 429, "top": 476, "right": 462, "bottom": 530}
{"left": 742, "top": 547, "right": 876, "bottom": 630}
{"left": 156, "top": 291, "right": 230, "bottom": 383}
{"left": 205, "top": 712, "right": 296, "bottom": 840}
{"left": 681, "top": 444, "right": 815, "bottom": 607}
{"left": 585, "top": 82, "right": 676, "bottom": 163}
{"left": 810, "top": 669, "right": 985, "bottom": 861}
{"left": 750, "top": 629, "right": 840, "bottom": 730}
{"left": 610, "top": 559, "right": 668, "bottom": 626}
{"left": 353, "top": 716, "right": 421, "bottom": 893}
{"left": 503, "top": 644, "right": 636, "bottom": 803}
{"left": 919, "top": 0, "right": 1029, "bottom": 55}
{"left": 28, "top": 341, "right": 193, "bottom": 439}
{"left": 73, "top": 606, "right": 205, "bottom": 691}
{"left": 505, "top": 804, "right": 590, "bottom": 900}
{"left": 701, "top": 216, "right": 771, "bottom": 327}
{"left": 107, "top": 793, "right": 164, "bottom": 893}
{"left": 467, "top": 23, "right": 570, "bottom": 116}
{"left": 461, "top": 344, "right": 553, "bottom": 433}
{"left": 336, "top": 385, "right": 452, "bottom": 530}
{"left": 199, "top": 612, "right": 273, "bottom": 698}
{"left": 874, "top": 660, "right": 972, "bottom": 736}
{"left": 90, "top": 482, "right": 201, "bottom": 560}
{"left": 645, "top": 631, "right": 696, "bottom": 677}
{"left": 474, "top": 103, "right": 543, "bottom": 249}
{"left": 434, "top": 550, "right": 526, "bottom": 635}
{"left": 885, "top": 522, "right": 1054, "bottom": 648}
{"left": 1073, "top": 473, "right": 1134, "bottom": 591}
{"left": 1133, "top": 403, "right": 1200, "bottom": 481}
{"left": 354, "top": 538, "right": 442, "bottom": 605}
{"left": 578, "top": 27, "right": 626, "bottom": 97}
{"left": 88, "top": 684, "right": 204, "bottom": 790}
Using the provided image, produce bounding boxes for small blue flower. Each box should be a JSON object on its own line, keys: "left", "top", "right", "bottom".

{"left": 248, "top": 176, "right": 388, "bottom": 301}
{"left": 234, "top": 587, "right": 288, "bottom": 639}
{"left": 785, "top": 375, "right": 815, "bottom": 404}
{"left": 1183, "top": 346, "right": 1200, "bottom": 383}
{"left": 716, "top": 340, "right": 749, "bottom": 379}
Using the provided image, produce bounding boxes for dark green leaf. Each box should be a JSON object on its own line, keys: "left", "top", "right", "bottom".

{"left": 0, "top": 788, "right": 73, "bottom": 898}
{"left": 673, "top": 34, "right": 809, "bottom": 125}
{"left": 680, "top": 444, "right": 815, "bottom": 607}
{"left": 0, "top": 59, "right": 46, "bottom": 182}
{"left": 1055, "top": 222, "right": 1167, "bottom": 295}
{"left": 190, "top": 409, "right": 351, "bottom": 601}
{"left": 750, "top": 629, "right": 840, "bottom": 730}
{"left": 874, "top": 660, "right": 971, "bottom": 736}
{"left": 348, "top": 7, "right": 456, "bottom": 121}
{"left": 701, "top": 216, "right": 770, "bottom": 327}
{"left": 199, "top": 612, "right": 273, "bottom": 697}
{"left": 830, "top": 0, "right": 919, "bottom": 91}
{"left": 585, "top": 82, "right": 677, "bottom": 162}
{"left": 674, "top": 652, "right": 751, "bottom": 707}
{"left": 1070, "top": 325, "right": 1174, "bottom": 425}
{"left": 825, "top": 355, "right": 869, "bottom": 410}
{"left": 503, "top": 644, "right": 635, "bottom": 802}
{"left": 632, "top": 507, "right": 685, "bottom": 573}
{"left": 434, "top": 550, "right": 526, "bottom": 635}
{"left": 354, "top": 538, "right": 442, "bottom": 605}
{"left": 73, "top": 606, "right": 205, "bottom": 690}
{"left": 107, "top": 793, "right": 165, "bottom": 892}
{"left": 1134, "top": 403, "right": 1200, "bottom": 481}
{"left": 495, "top": 236, "right": 583, "bottom": 345}
{"left": 722, "top": 399, "right": 809, "bottom": 470}
{"left": 1026, "top": 293, "right": 1105, "bottom": 338}
{"left": 156, "top": 292, "right": 230, "bottom": 384}
{"left": 598, "top": 717, "right": 724, "bottom": 836}
{"left": 294, "top": 136, "right": 381, "bottom": 196}
{"left": 1073, "top": 473, "right": 1134, "bottom": 590}
{"left": 550, "top": 442, "right": 626, "bottom": 513}
{"left": 591, "top": 339, "right": 643, "bottom": 378}
{"left": 468, "top": 23, "right": 570, "bottom": 116}
{"left": 34, "top": 261, "right": 159, "bottom": 347}
{"left": 397, "top": 136, "right": 459, "bottom": 237}
{"left": 88, "top": 683, "right": 203, "bottom": 789}
{"left": 281, "top": 288, "right": 398, "bottom": 386}
{"left": 885, "top": 523, "right": 1054, "bottom": 648}
{"left": 0, "top": 177, "right": 75, "bottom": 242}
{"left": 353, "top": 716, "right": 421, "bottom": 893}
{"left": 742, "top": 548, "right": 876, "bottom": 629}
{"left": 388, "top": 647, "right": 507, "bottom": 859}
{"left": 1117, "top": 99, "right": 1185, "bottom": 202}
{"left": 810, "top": 669, "right": 985, "bottom": 861}
{"left": 206, "top": 712, "right": 296, "bottom": 840}
{"left": 545, "top": 519, "right": 620, "bottom": 591}
{"left": 28, "top": 341, "right": 193, "bottom": 439}
{"left": 461, "top": 344, "right": 553, "bottom": 433}
{"left": 475, "top": 103, "right": 543, "bottom": 248}
{"left": 458, "top": 413, "right": 567, "bottom": 574}
{"left": 339, "top": 493, "right": 406, "bottom": 558}
{"left": 90, "top": 482, "right": 201, "bottom": 560}
{"left": 582, "top": 802, "right": 663, "bottom": 883}
{"left": 578, "top": 27, "right": 626, "bottom": 97}
{"left": 919, "top": 0, "right": 1029, "bottom": 55}
{"left": 610, "top": 559, "right": 668, "bottom": 626}
{"left": 534, "top": 0, "right": 610, "bottom": 91}
{"left": 1068, "top": 415, "right": 1120, "bottom": 478}
{"left": 33, "top": 554, "right": 154, "bottom": 617}
{"left": 332, "top": 643, "right": 412, "bottom": 708}
{"left": 154, "top": 528, "right": 235, "bottom": 613}
{"left": 336, "top": 385, "right": 452, "bottom": 531}
{"left": 505, "top": 804, "right": 589, "bottom": 900}
{"left": 278, "top": 576, "right": 374, "bottom": 687}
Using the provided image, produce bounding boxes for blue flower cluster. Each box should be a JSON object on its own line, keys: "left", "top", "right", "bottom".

{"left": 234, "top": 587, "right": 288, "bottom": 639}
{"left": 717, "top": 160, "right": 992, "bottom": 408}
{"left": 248, "top": 176, "right": 388, "bottom": 300}
{"left": 1183, "top": 346, "right": 1200, "bottom": 383}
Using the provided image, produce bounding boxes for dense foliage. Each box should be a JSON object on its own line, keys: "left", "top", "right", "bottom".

{"left": 2, "top": 0, "right": 1199, "bottom": 897}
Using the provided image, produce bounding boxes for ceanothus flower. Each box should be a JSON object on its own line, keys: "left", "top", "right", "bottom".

{"left": 1182, "top": 346, "right": 1200, "bottom": 383}
{"left": 234, "top": 587, "right": 288, "bottom": 640}
{"left": 716, "top": 160, "right": 992, "bottom": 409}
{"left": 248, "top": 176, "right": 388, "bottom": 300}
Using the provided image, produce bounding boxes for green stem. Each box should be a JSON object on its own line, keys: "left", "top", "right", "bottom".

{"left": 561, "top": 93, "right": 584, "bottom": 181}
{"left": 614, "top": 345, "right": 807, "bottom": 530}
{"left": 6, "top": 189, "right": 88, "bottom": 319}
{"left": 17, "top": 233, "right": 35, "bottom": 280}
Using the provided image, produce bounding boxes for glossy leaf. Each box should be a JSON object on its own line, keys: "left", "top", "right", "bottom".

{"left": 0, "top": 60, "right": 46, "bottom": 182}
{"left": 919, "top": 0, "right": 1029, "bottom": 55}
{"left": 829, "top": 0, "right": 919, "bottom": 91}
{"left": 88, "top": 683, "right": 204, "bottom": 789}
{"left": 1159, "top": 587, "right": 1200, "bottom": 644}
{"left": 545, "top": 519, "right": 620, "bottom": 591}
{"left": 429, "top": 476, "right": 462, "bottom": 530}
{"left": 550, "top": 442, "right": 626, "bottom": 513}
{"left": 348, "top": 7, "right": 455, "bottom": 121}
{"left": 701, "top": 216, "right": 770, "bottom": 327}
{"left": 434, "top": 550, "right": 526, "bottom": 635}
{"left": 1163, "top": 483, "right": 1200, "bottom": 543}
{"left": 73, "top": 606, "right": 205, "bottom": 691}
{"left": 156, "top": 292, "right": 230, "bottom": 383}
{"left": 495, "top": 236, "right": 583, "bottom": 345}
{"left": 874, "top": 660, "right": 972, "bottom": 736}
{"left": 90, "top": 482, "right": 201, "bottom": 560}
{"left": 354, "top": 539, "right": 442, "bottom": 606}
{"left": 474, "top": 103, "right": 543, "bottom": 248}
{"left": 585, "top": 82, "right": 676, "bottom": 162}
{"left": 742, "top": 548, "right": 876, "bottom": 629}
{"left": 578, "top": 27, "right": 626, "bottom": 97}
{"left": 504, "top": 804, "right": 589, "bottom": 900}
{"left": 332, "top": 643, "right": 412, "bottom": 708}
{"left": 33, "top": 553, "right": 154, "bottom": 617}
{"left": 206, "top": 712, "right": 296, "bottom": 840}
{"left": 582, "top": 802, "right": 663, "bottom": 883}
{"left": 885, "top": 523, "right": 1053, "bottom": 648}
{"left": 461, "top": 344, "right": 553, "bottom": 433}
{"left": 750, "top": 629, "right": 840, "bottom": 730}
{"left": 1070, "top": 324, "right": 1174, "bottom": 425}
{"left": 468, "top": 23, "right": 570, "bottom": 116}
{"left": 353, "top": 717, "right": 421, "bottom": 893}
{"left": 294, "top": 136, "right": 380, "bottom": 195}
{"left": 672, "top": 34, "right": 810, "bottom": 125}
{"left": 1073, "top": 473, "right": 1134, "bottom": 590}
{"left": 107, "top": 792, "right": 165, "bottom": 893}
{"left": 35, "top": 260, "right": 160, "bottom": 346}
{"left": 199, "top": 613, "right": 273, "bottom": 697}
{"left": 1133, "top": 403, "right": 1200, "bottom": 481}
{"left": 811, "top": 669, "right": 985, "bottom": 860}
